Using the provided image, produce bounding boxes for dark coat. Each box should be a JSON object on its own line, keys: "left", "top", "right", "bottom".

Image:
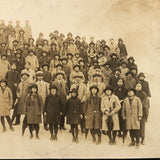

{"left": 66, "top": 97, "right": 81, "bottom": 124}
{"left": 14, "top": 57, "right": 25, "bottom": 73}
{"left": 5, "top": 70, "right": 20, "bottom": 102}
{"left": 127, "top": 62, "right": 138, "bottom": 71}
{"left": 84, "top": 95, "right": 102, "bottom": 129}
{"left": 109, "top": 75, "right": 120, "bottom": 90}
{"left": 114, "top": 86, "right": 127, "bottom": 100}
{"left": 43, "top": 70, "right": 52, "bottom": 83}
{"left": 24, "top": 94, "right": 43, "bottom": 124}
{"left": 139, "top": 80, "right": 151, "bottom": 97}
{"left": 124, "top": 77, "right": 136, "bottom": 90}
{"left": 118, "top": 43, "right": 127, "bottom": 57}
{"left": 44, "top": 94, "right": 62, "bottom": 124}
{"left": 108, "top": 59, "right": 120, "bottom": 72}
{"left": 39, "top": 56, "right": 51, "bottom": 68}
{"left": 79, "top": 49, "right": 88, "bottom": 63}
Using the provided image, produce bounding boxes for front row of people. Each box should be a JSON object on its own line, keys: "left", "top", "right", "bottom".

{"left": 0, "top": 75, "right": 149, "bottom": 149}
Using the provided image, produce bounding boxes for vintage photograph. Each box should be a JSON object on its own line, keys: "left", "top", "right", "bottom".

{"left": 0, "top": 0, "right": 159, "bottom": 158}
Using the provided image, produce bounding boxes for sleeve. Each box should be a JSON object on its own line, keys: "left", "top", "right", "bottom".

{"left": 24, "top": 95, "right": 29, "bottom": 113}
{"left": 8, "top": 88, "right": 13, "bottom": 107}
{"left": 147, "top": 82, "right": 151, "bottom": 97}
{"left": 113, "top": 96, "right": 121, "bottom": 113}
{"left": 36, "top": 57, "right": 39, "bottom": 68}
{"left": 122, "top": 98, "right": 126, "bottom": 118}
{"left": 44, "top": 96, "right": 48, "bottom": 113}
{"left": 101, "top": 97, "right": 108, "bottom": 114}
{"left": 84, "top": 98, "right": 88, "bottom": 115}
{"left": 137, "top": 97, "right": 143, "bottom": 117}
{"left": 16, "top": 84, "right": 21, "bottom": 98}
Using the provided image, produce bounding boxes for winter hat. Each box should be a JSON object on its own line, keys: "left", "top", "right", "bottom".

{"left": 73, "top": 64, "right": 80, "bottom": 69}
{"left": 56, "top": 63, "right": 63, "bottom": 68}
{"left": 89, "top": 42, "right": 95, "bottom": 46}
{"left": 118, "top": 38, "right": 123, "bottom": 42}
{"left": 101, "top": 39, "right": 106, "bottom": 43}
{"left": 1, "top": 54, "right": 7, "bottom": 58}
{"left": 89, "top": 85, "right": 99, "bottom": 93}
{"left": 56, "top": 71, "right": 65, "bottom": 77}
{"left": 13, "top": 39, "right": 19, "bottom": 43}
{"left": 67, "top": 53, "right": 73, "bottom": 57}
{"left": 0, "top": 79, "right": 7, "bottom": 85}
{"left": 19, "top": 29, "right": 25, "bottom": 33}
{"left": 103, "top": 62, "right": 111, "bottom": 67}
{"left": 98, "top": 52, "right": 104, "bottom": 56}
{"left": 21, "top": 70, "right": 30, "bottom": 77}
{"left": 75, "top": 52, "right": 80, "bottom": 56}
{"left": 104, "top": 86, "right": 114, "bottom": 93}
{"left": 51, "top": 42, "right": 57, "bottom": 46}
{"left": 41, "top": 50, "right": 48, "bottom": 55}
{"left": 60, "top": 33, "right": 65, "bottom": 38}
{"left": 54, "top": 53, "right": 60, "bottom": 58}
{"left": 121, "top": 60, "right": 128, "bottom": 65}
{"left": 127, "top": 88, "right": 136, "bottom": 94}
{"left": 78, "top": 58, "right": 85, "bottom": 64}
{"left": 138, "top": 72, "right": 145, "bottom": 78}
{"left": 49, "top": 84, "right": 58, "bottom": 91}
{"left": 42, "top": 62, "right": 49, "bottom": 68}
{"left": 126, "top": 71, "right": 134, "bottom": 76}
{"left": 54, "top": 30, "right": 59, "bottom": 34}
{"left": 128, "top": 56, "right": 135, "bottom": 62}
{"left": 67, "top": 32, "right": 72, "bottom": 36}
{"left": 61, "top": 56, "right": 68, "bottom": 61}
{"left": 70, "top": 88, "right": 78, "bottom": 94}
{"left": 114, "top": 67, "right": 121, "bottom": 73}
{"left": 28, "top": 49, "right": 35, "bottom": 55}
{"left": 75, "top": 36, "right": 81, "bottom": 39}
{"left": 110, "top": 53, "right": 118, "bottom": 58}
{"left": 36, "top": 70, "right": 43, "bottom": 76}
{"left": 30, "top": 83, "right": 38, "bottom": 90}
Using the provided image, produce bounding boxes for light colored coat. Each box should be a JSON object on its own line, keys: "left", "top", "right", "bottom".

{"left": 25, "top": 55, "right": 39, "bottom": 70}
{"left": 120, "top": 66, "right": 129, "bottom": 80}
{"left": 122, "top": 96, "right": 143, "bottom": 130}
{"left": 101, "top": 94, "right": 121, "bottom": 131}
{"left": 68, "top": 44, "right": 78, "bottom": 56}
{"left": 0, "top": 60, "right": 10, "bottom": 79}
{"left": 0, "top": 87, "right": 13, "bottom": 116}
{"left": 70, "top": 71, "right": 85, "bottom": 84}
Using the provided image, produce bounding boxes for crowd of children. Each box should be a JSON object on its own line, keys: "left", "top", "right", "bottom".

{"left": 0, "top": 20, "right": 151, "bottom": 149}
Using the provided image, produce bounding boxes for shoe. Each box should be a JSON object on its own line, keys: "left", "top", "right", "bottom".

{"left": 44, "top": 126, "right": 49, "bottom": 131}
{"left": 72, "top": 137, "right": 76, "bottom": 143}
{"left": 36, "top": 135, "right": 40, "bottom": 139}
{"left": 135, "top": 143, "right": 140, "bottom": 149}
{"left": 128, "top": 142, "right": 135, "bottom": 147}
{"left": 75, "top": 138, "right": 79, "bottom": 144}
{"left": 141, "top": 139, "right": 145, "bottom": 145}
{"left": 29, "top": 135, "right": 33, "bottom": 139}
{"left": 96, "top": 139, "right": 101, "bottom": 145}
{"left": 53, "top": 136, "right": 57, "bottom": 141}
{"left": 102, "top": 130, "right": 107, "bottom": 135}
{"left": 109, "top": 140, "right": 113, "bottom": 145}
{"left": 93, "top": 137, "right": 96, "bottom": 143}
{"left": 10, "top": 127, "right": 14, "bottom": 131}
{"left": 2, "top": 128, "right": 6, "bottom": 132}
{"left": 50, "top": 136, "right": 54, "bottom": 141}
{"left": 112, "top": 140, "right": 116, "bottom": 145}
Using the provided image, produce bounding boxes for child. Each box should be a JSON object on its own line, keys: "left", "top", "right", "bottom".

{"left": 124, "top": 71, "right": 136, "bottom": 90}
{"left": 42, "top": 63, "right": 52, "bottom": 84}
{"left": 84, "top": 85, "right": 102, "bottom": 144}
{"left": 101, "top": 86, "right": 121, "bottom": 145}
{"left": 66, "top": 88, "right": 82, "bottom": 143}
{"left": 127, "top": 56, "right": 138, "bottom": 71}
{"left": 24, "top": 83, "right": 43, "bottom": 139}
{"left": 97, "top": 52, "right": 107, "bottom": 66}
{"left": 44, "top": 85, "right": 62, "bottom": 141}
{"left": 67, "top": 53, "right": 74, "bottom": 70}
{"left": 119, "top": 61, "right": 129, "bottom": 80}
{"left": 0, "top": 79, "right": 14, "bottom": 132}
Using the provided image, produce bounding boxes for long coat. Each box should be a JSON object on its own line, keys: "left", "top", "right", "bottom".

{"left": 84, "top": 95, "right": 102, "bottom": 129}
{"left": 24, "top": 94, "right": 43, "bottom": 124}
{"left": 44, "top": 94, "right": 62, "bottom": 124}
{"left": 0, "top": 87, "right": 13, "bottom": 116}
{"left": 124, "top": 77, "right": 136, "bottom": 90}
{"left": 25, "top": 55, "right": 39, "bottom": 70}
{"left": 101, "top": 95, "right": 121, "bottom": 131}
{"left": 139, "top": 80, "right": 151, "bottom": 97}
{"left": 16, "top": 80, "right": 31, "bottom": 115}
{"left": 122, "top": 96, "right": 143, "bottom": 130}
{"left": 66, "top": 97, "right": 81, "bottom": 124}
{"left": 0, "top": 60, "right": 10, "bottom": 79}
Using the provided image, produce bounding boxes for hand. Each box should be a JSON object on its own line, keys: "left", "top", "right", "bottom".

{"left": 110, "top": 111, "right": 115, "bottom": 116}
{"left": 104, "top": 111, "right": 110, "bottom": 116}
{"left": 24, "top": 111, "right": 27, "bottom": 115}
{"left": 14, "top": 83, "right": 17, "bottom": 87}
{"left": 80, "top": 115, "right": 83, "bottom": 119}
{"left": 60, "top": 112, "right": 63, "bottom": 116}
{"left": 138, "top": 117, "right": 142, "bottom": 121}
{"left": 44, "top": 112, "right": 47, "bottom": 116}
{"left": 123, "top": 116, "right": 126, "bottom": 120}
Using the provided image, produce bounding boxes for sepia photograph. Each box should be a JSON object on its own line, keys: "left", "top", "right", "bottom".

{"left": 0, "top": 0, "right": 159, "bottom": 158}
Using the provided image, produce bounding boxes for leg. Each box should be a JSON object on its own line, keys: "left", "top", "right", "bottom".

{"left": 135, "top": 130, "right": 140, "bottom": 146}
{"left": 60, "top": 116, "right": 66, "bottom": 130}
{"left": 90, "top": 129, "right": 96, "bottom": 143}
{"left": 49, "top": 123, "right": 54, "bottom": 139}
{"left": 96, "top": 129, "right": 101, "bottom": 144}
{"left": 112, "top": 131, "right": 117, "bottom": 144}
{"left": 75, "top": 124, "right": 79, "bottom": 143}
{"left": 80, "top": 116, "right": 85, "bottom": 133}
{"left": 11, "top": 108, "right": 17, "bottom": 124}
{"left": 140, "top": 117, "right": 146, "bottom": 145}
{"left": 6, "top": 116, "right": 14, "bottom": 131}
{"left": 71, "top": 124, "right": 76, "bottom": 142}
{"left": 85, "top": 128, "right": 89, "bottom": 139}
{"left": 43, "top": 113, "right": 48, "bottom": 131}
{"left": 1, "top": 116, "right": 6, "bottom": 132}
{"left": 34, "top": 124, "right": 40, "bottom": 139}
{"left": 54, "top": 124, "right": 58, "bottom": 140}
{"left": 28, "top": 124, "right": 33, "bottom": 138}
{"left": 128, "top": 130, "right": 135, "bottom": 147}
{"left": 108, "top": 130, "right": 112, "bottom": 145}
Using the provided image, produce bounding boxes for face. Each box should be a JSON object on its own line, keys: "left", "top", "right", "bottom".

{"left": 129, "top": 59, "right": 134, "bottom": 63}
{"left": 82, "top": 37, "right": 86, "bottom": 41}
{"left": 42, "top": 52, "right": 47, "bottom": 56}
{"left": 75, "top": 54, "right": 80, "bottom": 58}
{"left": 122, "top": 63, "right": 126, "bottom": 68}
{"left": 55, "top": 56, "right": 59, "bottom": 60}
{"left": 105, "top": 90, "right": 112, "bottom": 96}
{"left": 29, "top": 39, "right": 34, "bottom": 44}
{"left": 128, "top": 90, "right": 134, "bottom": 97}
{"left": 74, "top": 66, "right": 79, "bottom": 72}
{"left": 117, "top": 79, "right": 123, "bottom": 87}
{"left": 75, "top": 77, "right": 81, "bottom": 83}
{"left": 115, "top": 71, "right": 120, "bottom": 76}
{"left": 57, "top": 66, "right": 62, "bottom": 70}
{"left": 31, "top": 87, "right": 37, "bottom": 93}
{"left": 11, "top": 64, "right": 16, "bottom": 70}
{"left": 22, "top": 74, "right": 28, "bottom": 80}
{"left": 51, "top": 45, "right": 56, "bottom": 49}
{"left": 43, "top": 66, "right": 48, "bottom": 71}
{"left": 67, "top": 55, "right": 72, "bottom": 59}
{"left": 7, "top": 50, "right": 11, "bottom": 55}
{"left": 127, "top": 73, "right": 132, "bottom": 78}
{"left": 80, "top": 45, "right": 84, "bottom": 49}
{"left": 110, "top": 39, "right": 114, "bottom": 43}
{"left": 44, "top": 41, "right": 48, "bottom": 45}
{"left": 16, "top": 54, "right": 21, "bottom": 58}
{"left": 57, "top": 74, "right": 63, "bottom": 80}
{"left": 136, "top": 83, "right": 142, "bottom": 91}
{"left": 25, "top": 63, "right": 31, "bottom": 69}
{"left": 91, "top": 88, "right": 98, "bottom": 94}
{"left": 105, "top": 64, "right": 110, "bottom": 68}
{"left": 119, "top": 41, "right": 123, "bottom": 44}
{"left": 80, "top": 61, "right": 84, "bottom": 66}
{"left": 112, "top": 55, "right": 116, "bottom": 59}
{"left": 19, "top": 31, "right": 24, "bottom": 35}
{"left": 0, "top": 82, "right": 6, "bottom": 87}
{"left": 38, "top": 45, "right": 43, "bottom": 49}
{"left": 1, "top": 56, "right": 6, "bottom": 60}
{"left": 50, "top": 89, "right": 57, "bottom": 95}
{"left": 24, "top": 45, "right": 29, "bottom": 48}
{"left": 139, "top": 76, "right": 145, "bottom": 81}
{"left": 71, "top": 92, "right": 77, "bottom": 97}
{"left": 37, "top": 75, "right": 43, "bottom": 81}
{"left": 29, "top": 52, "right": 34, "bottom": 56}
{"left": 62, "top": 60, "right": 67, "bottom": 65}
{"left": 93, "top": 76, "right": 99, "bottom": 82}
{"left": 131, "top": 69, "right": 137, "bottom": 74}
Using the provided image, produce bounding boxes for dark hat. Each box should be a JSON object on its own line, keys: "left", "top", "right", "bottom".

{"left": 41, "top": 50, "right": 48, "bottom": 55}
{"left": 73, "top": 75, "right": 83, "bottom": 78}
{"left": 0, "top": 79, "right": 7, "bottom": 84}
{"left": 1, "top": 54, "right": 7, "bottom": 58}
{"left": 6, "top": 48, "right": 11, "bottom": 51}
{"left": 127, "top": 88, "right": 136, "bottom": 94}
{"left": 54, "top": 53, "right": 60, "bottom": 58}
{"left": 28, "top": 37, "right": 34, "bottom": 41}
{"left": 21, "top": 70, "right": 30, "bottom": 77}
{"left": 24, "top": 42, "right": 30, "bottom": 46}
{"left": 126, "top": 71, "right": 134, "bottom": 76}
{"left": 13, "top": 39, "right": 19, "bottom": 43}
{"left": 63, "top": 41, "right": 68, "bottom": 45}
{"left": 43, "top": 39, "right": 48, "bottom": 43}
{"left": 36, "top": 70, "right": 43, "bottom": 76}
{"left": 103, "top": 62, "right": 111, "bottom": 67}
{"left": 75, "top": 36, "right": 81, "bottom": 39}
{"left": 135, "top": 80, "right": 143, "bottom": 86}
{"left": 114, "top": 67, "right": 121, "bottom": 73}
{"left": 103, "top": 45, "right": 110, "bottom": 50}
{"left": 49, "top": 84, "right": 58, "bottom": 91}
{"left": 121, "top": 60, "right": 128, "bottom": 65}
{"left": 70, "top": 88, "right": 78, "bottom": 93}
{"left": 89, "top": 42, "right": 95, "bottom": 46}
{"left": 128, "top": 56, "right": 135, "bottom": 61}
{"left": 138, "top": 72, "right": 145, "bottom": 78}
{"left": 39, "top": 32, "right": 44, "bottom": 36}
{"left": 49, "top": 33, "right": 54, "bottom": 37}
{"left": 67, "top": 53, "right": 73, "bottom": 57}
{"left": 60, "top": 33, "right": 65, "bottom": 38}
{"left": 130, "top": 66, "right": 137, "bottom": 71}
{"left": 16, "top": 48, "right": 23, "bottom": 53}
{"left": 51, "top": 42, "right": 57, "bottom": 46}
{"left": 28, "top": 49, "right": 35, "bottom": 54}
{"left": 61, "top": 56, "right": 68, "bottom": 61}
{"left": 117, "top": 77, "right": 124, "bottom": 83}
{"left": 78, "top": 58, "right": 85, "bottom": 63}
{"left": 75, "top": 52, "right": 80, "bottom": 56}
{"left": 56, "top": 71, "right": 65, "bottom": 77}
{"left": 42, "top": 62, "right": 49, "bottom": 68}
{"left": 104, "top": 86, "right": 114, "bottom": 93}
{"left": 98, "top": 52, "right": 104, "bottom": 56}
{"left": 110, "top": 53, "right": 118, "bottom": 58}
{"left": 101, "top": 39, "right": 106, "bottom": 43}
{"left": 118, "top": 38, "right": 123, "bottom": 42}
{"left": 56, "top": 63, "right": 63, "bottom": 68}
{"left": 92, "top": 72, "right": 102, "bottom": 77}
{"left": 73, "top": 64, "right": 80, "bottom": 69}
{"left": 89, "top": 85, "right": 99, "bottom": 92}
{"left": 67, "top": 32, "right": 72, "bottom": 36}
{"left": 30, "top": 83, "right": 38, "bottom": 90}
{"left": 69, "top": 38, "right": 74, "bottom": 42}
{"left": 54, "top": 30, "right": 59, "bottom": 34}
{"left": 19, "top": 29, "right": 25, "bottom": 33}
{"left": 1, "top": 42, "right": 6, "bottom": 45}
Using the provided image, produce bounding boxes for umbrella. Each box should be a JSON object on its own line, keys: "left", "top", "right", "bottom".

{"left": 22, "top": 115, "right": 28, "bottom": 136}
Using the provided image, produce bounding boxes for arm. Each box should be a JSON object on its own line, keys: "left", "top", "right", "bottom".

{"left": 137, "top": 97, "right": 143, "bottom": 118}
{"left": 8, "top": 88, "right": 13, "bottom": 109}
{"left": 122, "top": 99, "right": 126, "bottom": 119}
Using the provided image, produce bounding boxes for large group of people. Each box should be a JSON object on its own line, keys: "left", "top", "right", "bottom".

{"left": 0, "top": 20, "right": 151, "bottom": 149}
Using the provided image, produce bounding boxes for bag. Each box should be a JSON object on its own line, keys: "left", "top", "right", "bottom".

{"left": 106, "top": 116, "right": 114, "bottom": 131}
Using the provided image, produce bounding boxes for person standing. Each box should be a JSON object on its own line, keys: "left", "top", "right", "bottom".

{"left": 0, "top": 79, "right": 14, "bottom": 132}
{"left": 24, "top": 83, "right": 43, "bottom": 139}
{"left": 44, "top": 85, "right": 62, "bottom": 141}
{"left": 101, "top": 86, "right": 121, "bottom": 145}
{"left": 122, "top": 88, "right": 143, "bottom": 149}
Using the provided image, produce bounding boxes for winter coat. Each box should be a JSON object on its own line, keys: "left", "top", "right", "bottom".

{"left": 42, "top": 70, "right": 52, "bottom": 83}
{"left": 36, "top": 80, "right": 49, "bottom": 111}
{"left": 118, "top": 43, "right": 128, "bottom": 57}
{"left": 114, "top": 86, "right": 127, "bottom": 101}
{"left": 122, "top": 96, "right": 143, "bottom": 130}
{"left": 84, "top": 95, "right": 102, "bottom": 129}
{"left": 0, "top": 87, "right": 13, "bottom": 116}
{"left": 44, "top": 94, "right": 62, "bottom": 124}
{"left": 109, "top": 75, "right": 120, "bottom": 90}
{"left": 101, "top": 95, "right": 121, "bottom": 131}
{"left": 16, "top": 80, "right": 31, "bottom": 115}
{"left": 63, "top": 64, "right": 71, "bottom": 78}
{"left": 22, "top": 69, "right": 36, "bottom": 83}
{"left": 79, "top": 49, "right": 88, "bottom": 62}
{"left": 68, "top": 44, "right": 78, "bottom": 56}
{"left": 0, "top": 60, "right": 10, "bottom": 79}
{"left": 70, "top": 71, "right": 85, "bottom": 84}
{"left": 120, "top": 66, "right": 129, "bottom": 80}
{"left": 124, "top": 77, "right": 136, "bottom": 90}
{"left": 25, "top": 55, "right": 39, "bottom": 70}
{"left": 101, "top": 67, "right": 112, "bottom": 86}
{"left": 108, "top": 59, "right": 120, "bottom": 72}
{"left": 14, "top": 58, "right": 25, "bottom": 73}
{"left": 39, "top": 56, "right": 51, "bottom": 68}
{"left": 80, "top": 66, "right": 88, "bottom": 82}
{"left": 24, "top": 93, "right": 43, "bottom": 124}
{"left": 127, "top": 62, "right": 138, "bottom": 71}
{"left": 5, "top": 70, "right": 20, "bottom": 102}
{"left": 66, "top": 97, "right": 82, "bottom": 124}
{"left": 49, "top": 59, "right": 60, "bottom": 74}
